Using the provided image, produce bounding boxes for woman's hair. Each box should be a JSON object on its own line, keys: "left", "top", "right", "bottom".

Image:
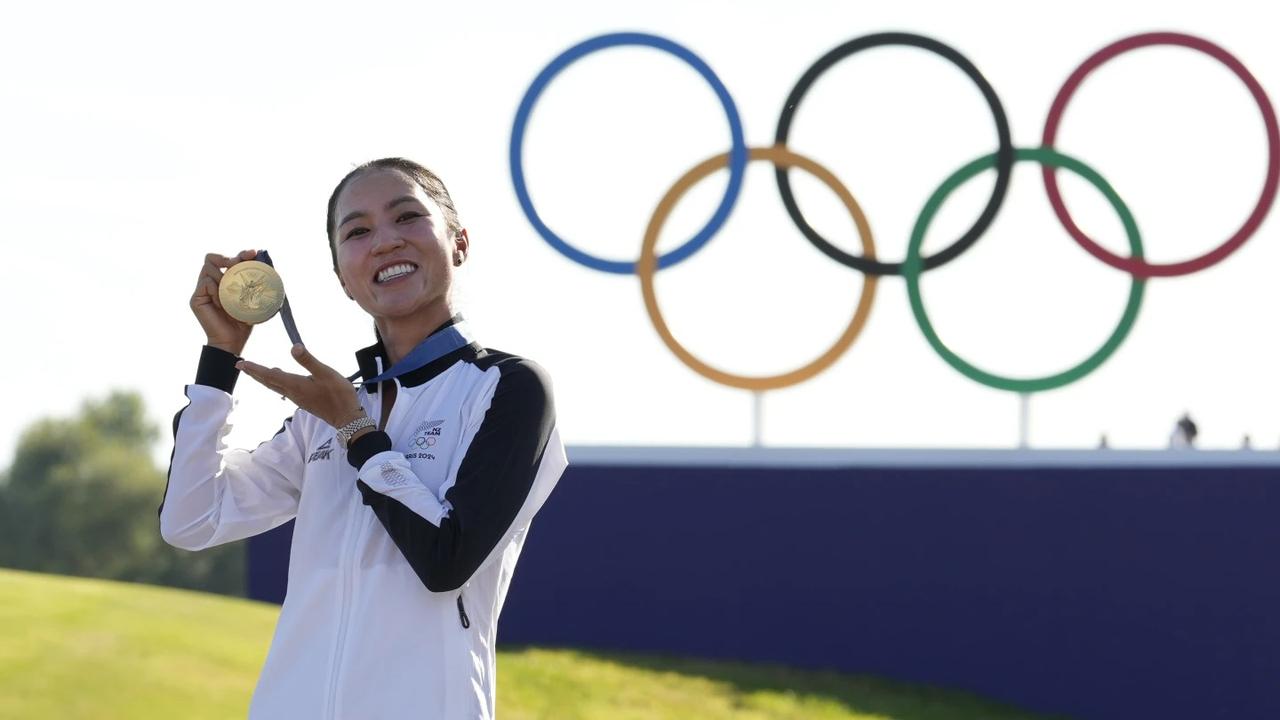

{"left": 325, "top": 157, "right": 462, "bottom": 270}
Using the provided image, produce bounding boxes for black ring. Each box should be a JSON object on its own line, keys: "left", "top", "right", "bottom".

{"left": 774, "top": 32, "right": 1014, "bottom": 276}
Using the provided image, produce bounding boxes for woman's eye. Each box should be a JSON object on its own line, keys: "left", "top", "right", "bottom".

{"left": 344, "top": 228, "right": 368, "bottom": 241}
{"left": 398, "top": 212, "right": 423, "bottom": 222}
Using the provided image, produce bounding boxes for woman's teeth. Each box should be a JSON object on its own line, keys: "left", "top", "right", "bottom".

{"left": 376, "top": 263, "right": 417, "bottom": 283}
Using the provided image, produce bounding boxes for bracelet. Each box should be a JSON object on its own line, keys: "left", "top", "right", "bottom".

{"left": 336, "top": 415, "right": 377, "bottom": 448}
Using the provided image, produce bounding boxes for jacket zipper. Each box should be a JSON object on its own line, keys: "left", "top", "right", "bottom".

{"left": 457, "top": 593, "right": 471, "bottom": 629}
{"left": 325, "top": 497, "right": 360, "bottom": 720}
{"left": 326, "top": 383, "right": 384, "bottom": 720}
{"left": 325, "top": 379, "right": 394, "bottom": 712}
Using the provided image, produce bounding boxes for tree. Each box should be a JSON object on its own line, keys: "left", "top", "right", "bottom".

{"left": 0, "top": 391, "right": 244, "bottom": 596}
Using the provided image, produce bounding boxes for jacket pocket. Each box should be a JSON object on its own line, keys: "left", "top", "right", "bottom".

{"left": 456, "top": 592, "right": 471, "bottom": 629}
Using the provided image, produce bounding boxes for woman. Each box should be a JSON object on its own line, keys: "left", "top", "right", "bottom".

{"left": 160, "top": 158, "right": 567, "bottom": 719}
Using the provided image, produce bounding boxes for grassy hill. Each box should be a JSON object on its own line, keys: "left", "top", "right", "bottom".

{"left": 0, "top": 569, "right": 1061, "bottom": 719}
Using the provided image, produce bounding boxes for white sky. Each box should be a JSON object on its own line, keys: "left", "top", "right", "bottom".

{"left": 2, "top": 0, "right": 1279, "bottom": 468}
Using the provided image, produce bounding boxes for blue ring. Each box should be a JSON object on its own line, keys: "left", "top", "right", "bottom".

{"left": 510, "top": 32, "right": 748, "bottom": 275}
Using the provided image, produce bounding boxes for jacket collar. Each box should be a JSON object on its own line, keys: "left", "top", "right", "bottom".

{"left": 354, "top": 313, "right": 481, "bottom": 393}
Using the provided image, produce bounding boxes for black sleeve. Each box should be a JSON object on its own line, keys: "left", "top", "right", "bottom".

{"left": 347, "top": 429, "right": 392, "bottom": 468}
{"left": 354, "top": 361, "right": 556, "bottom": 593}
{"left": 195, "top": 345, "right": 241, "bottom": 393}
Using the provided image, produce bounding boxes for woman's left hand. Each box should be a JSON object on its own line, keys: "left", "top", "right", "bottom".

{"left": 237, "top": 345, "right": 366, "bottom": 429}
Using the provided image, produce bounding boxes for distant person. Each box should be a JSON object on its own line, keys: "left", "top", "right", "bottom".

{"left": 1169, "top": 412, "right": 1198, "bottom": 449}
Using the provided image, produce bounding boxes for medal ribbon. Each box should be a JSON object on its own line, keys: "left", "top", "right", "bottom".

{"left": 254, "top": 250, "right": 303, "bottom": 347}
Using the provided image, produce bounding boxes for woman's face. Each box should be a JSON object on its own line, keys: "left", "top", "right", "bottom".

{"left": 332, "top": 169, "right": 466, "bottom": 326}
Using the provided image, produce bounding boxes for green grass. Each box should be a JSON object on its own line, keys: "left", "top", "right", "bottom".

{"left": 0, "top": 569, "right": 1063, "bottom": 719}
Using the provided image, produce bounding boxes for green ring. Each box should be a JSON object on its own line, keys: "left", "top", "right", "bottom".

{"left": 903, "top": 146, "right": 1145, "bottom": 393}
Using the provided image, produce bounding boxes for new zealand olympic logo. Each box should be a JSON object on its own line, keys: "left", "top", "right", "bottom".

{"left": 510, "top": 32, "right": 1279, "bottom": 393}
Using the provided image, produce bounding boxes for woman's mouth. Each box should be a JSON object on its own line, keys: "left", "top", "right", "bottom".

{"left": 375, "top": 263, "right": 419, "bottom": 284}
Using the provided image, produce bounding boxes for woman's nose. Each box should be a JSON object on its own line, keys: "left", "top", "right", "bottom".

{"left": 371, "top": 226, "right": 406, "bottom": 254}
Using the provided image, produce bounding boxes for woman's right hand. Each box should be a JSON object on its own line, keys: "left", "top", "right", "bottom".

{"left": 190, "top": 249, "right": 259, "bottom": 357}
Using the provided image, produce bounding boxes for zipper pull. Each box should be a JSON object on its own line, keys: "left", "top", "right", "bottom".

{"left": 456, "top": 594, "right": 471, "bottom": 629}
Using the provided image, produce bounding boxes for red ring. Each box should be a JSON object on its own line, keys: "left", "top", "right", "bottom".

{"left": 1042, "top": 32, "right": 1279, "bottom": 278}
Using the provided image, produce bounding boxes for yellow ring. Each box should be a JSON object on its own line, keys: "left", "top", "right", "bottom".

{"left": 638, "top": 144, "right": 879, "bottom": 391}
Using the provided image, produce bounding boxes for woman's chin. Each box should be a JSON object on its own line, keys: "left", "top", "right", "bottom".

{"left": 369, "top": 285, "right": 426, "bottom": 313}
{"left": 370, "top": 297, "right": 444, "bottom": 324}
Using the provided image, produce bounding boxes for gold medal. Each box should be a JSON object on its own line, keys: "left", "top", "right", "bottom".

{"left": 219, "top": 260, "right": 286, "bottom": 324}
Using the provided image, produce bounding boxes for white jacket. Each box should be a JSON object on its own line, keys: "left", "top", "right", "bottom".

{"left": 160, "top": 323, "right": 567, "bottom": 719}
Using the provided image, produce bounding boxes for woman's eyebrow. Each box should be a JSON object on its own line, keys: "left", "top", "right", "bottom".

{"left": 339, "top": 196, "right": 423, "bottom": 228}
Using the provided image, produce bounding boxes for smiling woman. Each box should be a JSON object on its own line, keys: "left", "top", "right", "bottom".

{"left": 159, "top": 158, "right": 569, "bottom": 719}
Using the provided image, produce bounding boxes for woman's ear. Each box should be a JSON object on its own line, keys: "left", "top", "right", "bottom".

{"left": 453, "top": 228, "right": 470, "bottom": 266}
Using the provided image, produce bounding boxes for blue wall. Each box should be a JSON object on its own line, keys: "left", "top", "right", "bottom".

{"left": 248, "top": 461, "right": 1280, "bottom": 719}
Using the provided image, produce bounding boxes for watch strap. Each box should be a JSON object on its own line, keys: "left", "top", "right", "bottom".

{"left": 337, "top": 415, "right": 377, "bottom": 448}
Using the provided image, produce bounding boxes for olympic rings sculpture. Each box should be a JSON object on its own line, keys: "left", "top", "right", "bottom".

{"left": 510, "top": 31, "right": 1279, "bottom": 393}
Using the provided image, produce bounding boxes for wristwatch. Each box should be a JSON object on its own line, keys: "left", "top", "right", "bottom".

{"left": 336, "top": 415, "right": 377, "bottom": 448}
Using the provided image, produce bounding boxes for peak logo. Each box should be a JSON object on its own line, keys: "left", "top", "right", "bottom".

{"left": 307, "top": 438, "right": 334, "bottom": 464}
